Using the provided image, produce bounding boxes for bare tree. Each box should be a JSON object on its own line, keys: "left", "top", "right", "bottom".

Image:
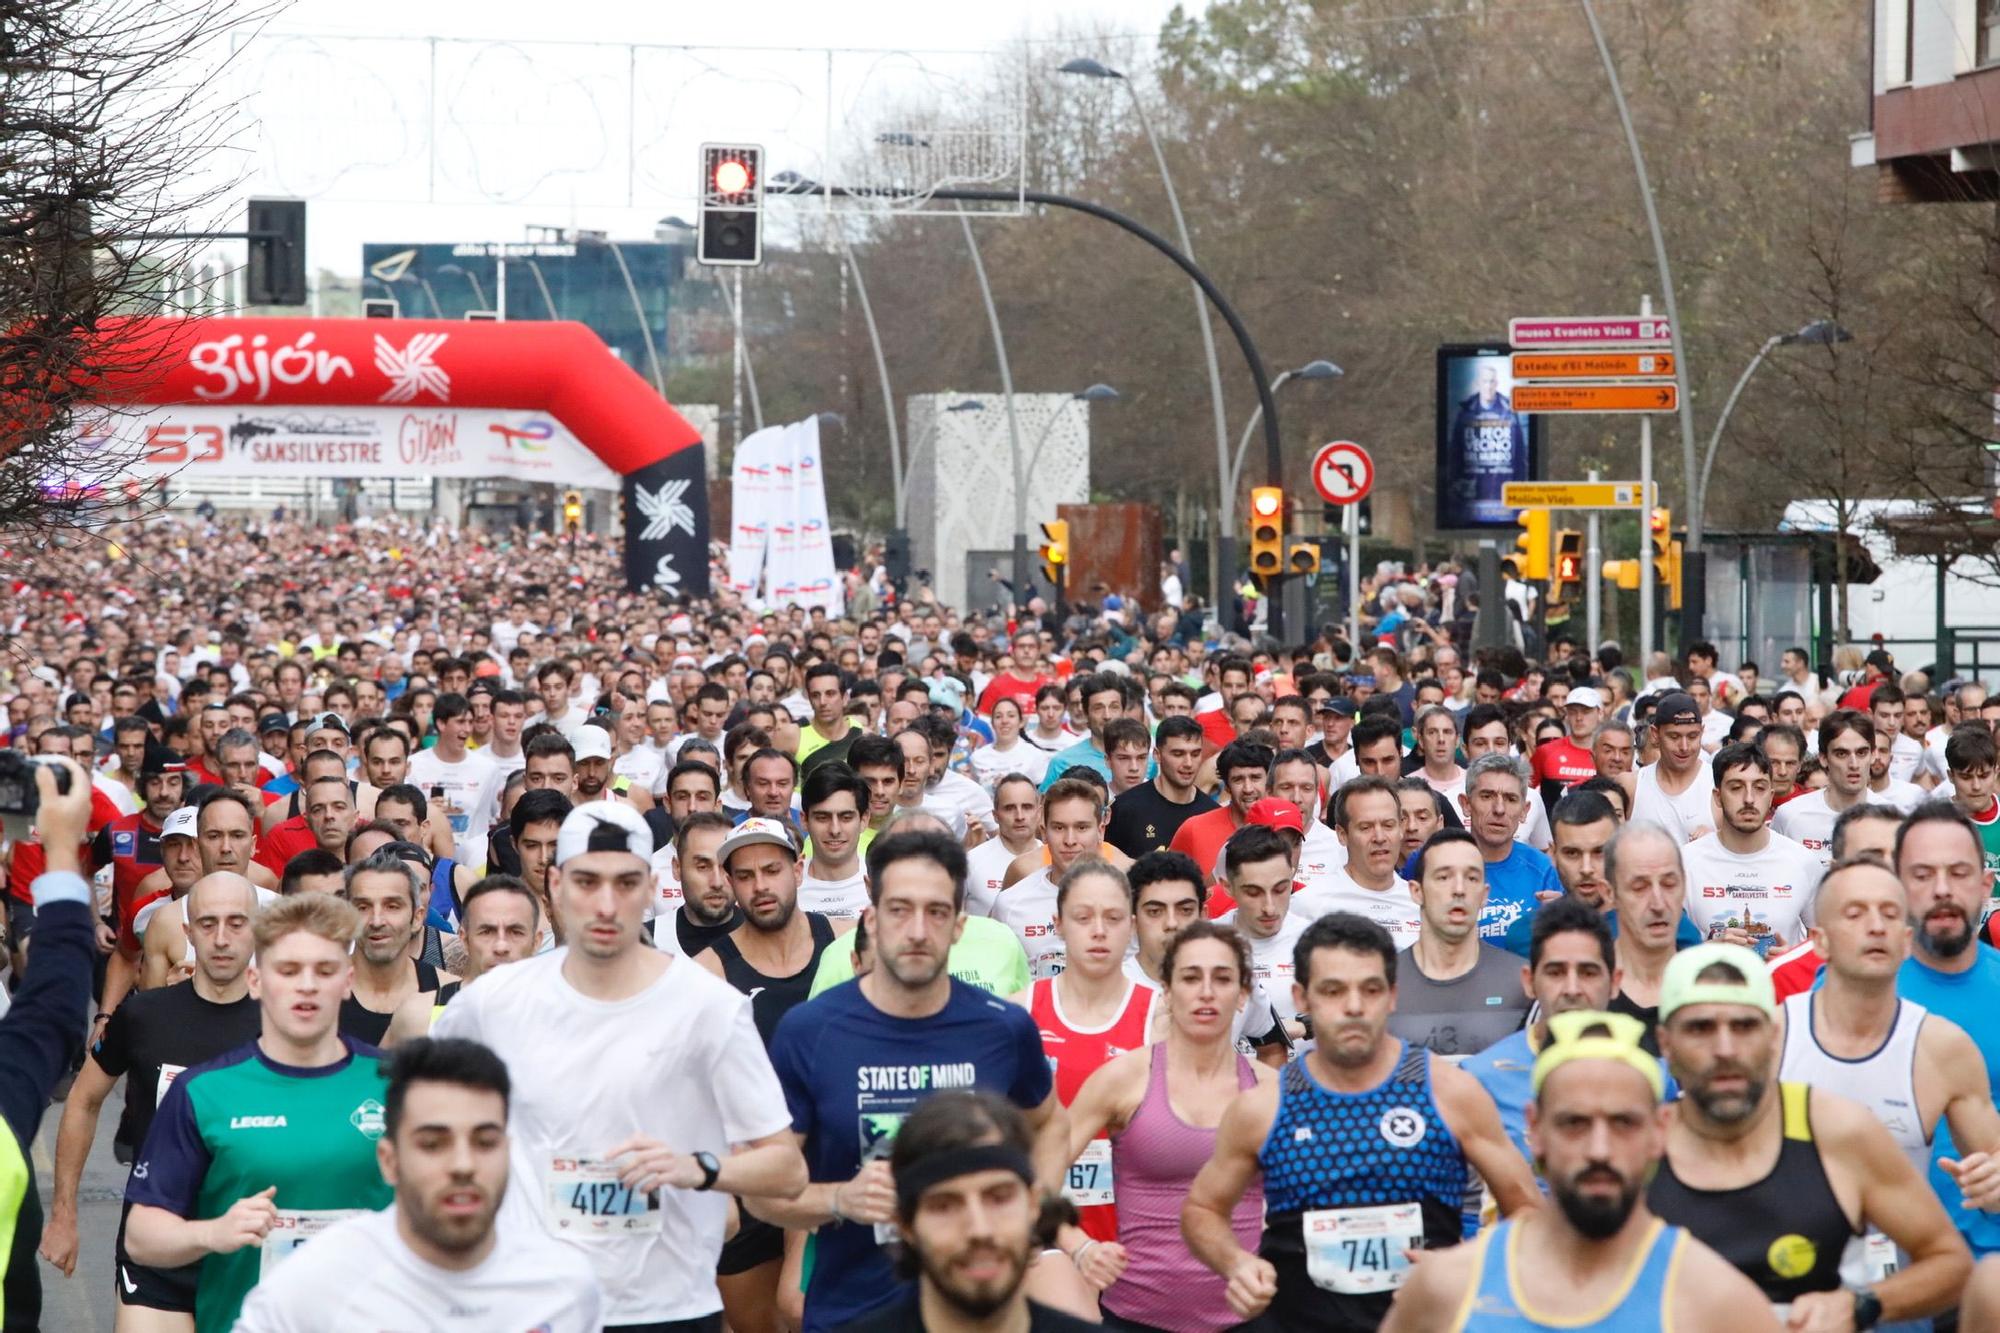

{"left": 0, "top": 0, "right": 271, "bottom": 561}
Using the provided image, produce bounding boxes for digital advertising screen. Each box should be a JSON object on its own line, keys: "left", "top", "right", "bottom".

{"left": 1435, "top": 343, "right": 1544, "bottom": 531}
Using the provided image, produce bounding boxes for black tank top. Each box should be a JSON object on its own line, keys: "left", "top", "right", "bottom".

{"left": 339, "top": 960, "right": 441, "bottom": 1046}
{"left": 710, "top": 913, "right": 836, "bottom": 1046}
{"left": 1648, "top": 1082, "right": 1855, "bottom": 1304}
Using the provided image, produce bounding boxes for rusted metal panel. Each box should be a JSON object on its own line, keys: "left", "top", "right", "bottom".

{"left": 1057, "top": 502, "right": 1165, "bottom": 613}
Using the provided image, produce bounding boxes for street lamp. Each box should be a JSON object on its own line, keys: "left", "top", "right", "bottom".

{"left": 1696, "top": 320, "right": 1854, "bottom": 530}
{"left": 1024, "top": 384, "right": 1121, "bottom": 481}
{"left": 1227, "top": 359, "right": 1343, "bottom": 502}
{"left": 1061, "top": 55, "right": 1234, "bottom": 603}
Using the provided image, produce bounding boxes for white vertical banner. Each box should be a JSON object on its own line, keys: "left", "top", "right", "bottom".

{"left": 792, "top": 416, "right": 843, "bottom": 616}
{"left": 727, "top": 425, "right": 782, "bottom": 600}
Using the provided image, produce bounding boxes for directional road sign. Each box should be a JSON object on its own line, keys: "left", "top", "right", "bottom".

{"left": 1511, "top": 383, "right": 1680, "bottom": 414}
{"left": 1511, "top": 352, "right": 1676, "bottom": 381}
{"left": 1312, "top": 440, "right": 1374, "bottom": 505}
{"left": 1507, "top": 316, "right": 1674, "bottom": 350}
{"left": 1501, "top": 481, "right": 1653, "bottom": 510}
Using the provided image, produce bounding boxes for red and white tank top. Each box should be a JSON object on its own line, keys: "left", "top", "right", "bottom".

{"left": 1031, "top": 976, "right": 1157, "bottom": 1242}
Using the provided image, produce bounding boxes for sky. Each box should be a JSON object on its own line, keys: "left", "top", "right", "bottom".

{"left": 191, "top": 0, "right": 1205, "bottom": 280}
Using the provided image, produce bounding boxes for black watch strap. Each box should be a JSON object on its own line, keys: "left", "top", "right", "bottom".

{"left": 1852, "top": 1287, "right": 1882, "bottom": 1331}
{"left": 694, "top": 1150, "right": 721, "bottom": 1192}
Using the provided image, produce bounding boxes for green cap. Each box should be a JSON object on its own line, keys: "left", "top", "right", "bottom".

{"left": 1658, "top": 941, "right": 1776, "bottom": 1023}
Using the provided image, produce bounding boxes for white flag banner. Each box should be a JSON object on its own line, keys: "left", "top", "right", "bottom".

{"left": 760, "top": 417, "right": 842, "bottom": 615}
{"left": 726, "top": 425, "right": 783, "bottom": 598}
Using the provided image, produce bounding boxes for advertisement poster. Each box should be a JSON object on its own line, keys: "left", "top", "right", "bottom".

{"left": 1434, "top": 344, "right": 1543, "bottom": 530}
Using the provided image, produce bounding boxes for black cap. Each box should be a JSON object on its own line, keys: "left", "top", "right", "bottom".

{"left": 1652, "top": 691, "right": 1701, "bottom": 729}
{"left": 257, "top": 713, "right": 290, "bottom": 735}
{"left": 140, "top": 740, "right": 187, "bottom": 779}
{"left": 1866, "top": 649, "right": 1895, "bottom": 672}
{"left": 1319, "top": 697, "right": 1358, "bottom": 717}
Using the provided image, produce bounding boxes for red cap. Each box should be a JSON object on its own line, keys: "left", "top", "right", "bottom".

{"left": 1245, "top": 798, "right": 1305, "bottom": 837}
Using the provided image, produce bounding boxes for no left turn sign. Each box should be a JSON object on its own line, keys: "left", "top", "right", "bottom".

{"left": 1312, "top": 441, "right": 1374, "bottom": 505}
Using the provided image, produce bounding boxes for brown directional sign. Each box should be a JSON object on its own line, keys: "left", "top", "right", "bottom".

{"left": 1511, "top": 383, "right": 1680, "bottom": 414}
{"left": 1511, "top": 352, "right": 1676, "bottom": 380}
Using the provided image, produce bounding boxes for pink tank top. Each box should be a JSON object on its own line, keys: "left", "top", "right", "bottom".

{"left": 1101, "top": 1042, "right": 1264, "bottom": 1331}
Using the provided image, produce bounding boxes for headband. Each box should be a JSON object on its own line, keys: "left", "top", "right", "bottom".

{"left": 1531, "top": 1009, "right": 1664, "bottom": 1102}
{"left": 892, "top": 1144, "right": 1035, "bottom": 1216}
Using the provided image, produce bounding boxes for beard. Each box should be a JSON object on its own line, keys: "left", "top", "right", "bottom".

{"left": 919, "top": 1238, "right": 1030, "bottom": 1319}
{"left": 1918, "top": 904, "right": 1975, "bottom": 959}
{"left": 882, "top": 942, "right": 951, "bottom": 989}
{"left": 746, "top": 895, "right": 797, "bottom": 933}
{"left": 1551, "top": 1166, "right": 1642, "bottom": 1241}
{"left": 1687, "top": 1071, "right": 1767, "bottom": 1125}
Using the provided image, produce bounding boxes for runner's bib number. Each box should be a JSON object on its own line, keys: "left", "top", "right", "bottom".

{"left": 1303, "top": 1202, "right": 1423, "bottom": 1295}
{"left": 155, "top": 1063, "right": 185, "bottom": 1108}
{"left": 1862, "top": 1230, "right": 1899, "bottom": 1283}
{"left": 1064, "top": 1139, "right": 1115, "bottom": 1208}
{"left": 545, "top": 1156, "right": 661, "bottom": 1236}
{"left": 259, "top": 1208, "right": 364, "bottom": 1278}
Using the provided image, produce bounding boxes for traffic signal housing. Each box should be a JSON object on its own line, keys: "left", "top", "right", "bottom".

{"left": 1551, "top": 528, "right": 1584, "bottom": 605}
{"left": 1650, "top": 507, "right": 1684, "bottom": 610}
{"left": 1506, "top": 507, "right": 1551, "bottom": 581}
{"left": 1038, "top": 521, "right": 1069, "bottom": 587}
{"left": 1601, "top": 558, "right": 1642, "bottom": 590}
{"left": 698, "top": 144, "right": 764, "bottom": 266}
{"left": 1287, "top": 542, "right": 1321, "bottom": 577}
{"left": 246, "top": 198, "right": 307, "bottom": 306}
{"left": 562, "top": 489, "right": 584, "bottom": 535}
{"left": 1248, "top": 487, "right": 1285, "bottom": 580}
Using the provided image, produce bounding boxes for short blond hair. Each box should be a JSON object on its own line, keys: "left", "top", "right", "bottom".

{"left": 253, "top": 891, "right": 361, "bottom": 955}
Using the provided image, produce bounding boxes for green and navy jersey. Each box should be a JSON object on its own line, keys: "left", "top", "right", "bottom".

{"left": 126, "top": 1036, "right": 394, "bottom": 1333}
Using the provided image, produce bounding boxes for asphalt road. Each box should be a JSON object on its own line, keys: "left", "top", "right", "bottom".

{"left": 26, "top": 1085, "right": 129, "bottom": 1333}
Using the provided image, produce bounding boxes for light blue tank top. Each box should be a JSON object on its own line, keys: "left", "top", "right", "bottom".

{"left": 1453, "top": 1216, "right": 1684, "bottom": 1331}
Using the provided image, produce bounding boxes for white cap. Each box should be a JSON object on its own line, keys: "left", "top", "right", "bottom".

{"left": 555, "top": 800, "right": 654, "bottom": 866}
{"left": 161, "top": 807, "right": 198, "bottom": 841}
{"left": 718, "top": 816, "right": 800, "bottom": 866}
{"left": 1565, "top": 686, "right": 1604, "bottom": 709}
{"left": 571, "top": 726, "right": 613, "bottom": 762}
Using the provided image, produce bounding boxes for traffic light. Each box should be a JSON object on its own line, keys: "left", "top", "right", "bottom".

{"left": 562, "top": 489, "right": 583, "bottom": 535}
{"left": 1287, "top": 542, "right": 1321, "bottom": 577}
{"left": 1038, "top": 520, "right": 1069, "bottom": 587}
{"left": 246, "top": 198, "right": 307, "bottom": 306}
{"left": 1650, "top": 507, "right": 1684, "bottom": 610}
{"left": 1248, "top": 487, "right": 1285, "bottom": 579}
{"left": 697, "top": 143, "right": 764, "bottom": 267}
{"left": 1601, "top": 559, "right": 1642, "bottom": 590}
{"left": 1551, "top": 528, "right": 1584, "bottom": 605}
{"left": 1506, "top": 507, "right": 1551, "bottom": 581}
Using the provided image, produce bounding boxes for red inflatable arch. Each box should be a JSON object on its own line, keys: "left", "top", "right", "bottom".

{"left": 84, "top": 316, "right": 710, "bottom": 594}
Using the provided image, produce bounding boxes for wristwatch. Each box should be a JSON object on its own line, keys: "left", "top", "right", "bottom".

{"left": 1852, "top": 1287, "right": 1882, "bottom": 1331}
{"left": 692, "top": 1151, "right": 721, "bottom": 1192}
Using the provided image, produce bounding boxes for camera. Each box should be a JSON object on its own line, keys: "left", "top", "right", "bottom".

{"left": 0, "top": 751, "right": 73, "bottom": 844}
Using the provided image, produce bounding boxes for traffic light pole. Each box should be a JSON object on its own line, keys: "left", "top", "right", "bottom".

{"left": 1638, "top": 298, "right": 1656, "bottom": 668}
{"left": 771, "top": 178, "right": 1287, "bottom": 633}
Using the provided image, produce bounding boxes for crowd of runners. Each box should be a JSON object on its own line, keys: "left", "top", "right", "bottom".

{"left": 3, "top": 513, "right": 2000, "bottom": 1330}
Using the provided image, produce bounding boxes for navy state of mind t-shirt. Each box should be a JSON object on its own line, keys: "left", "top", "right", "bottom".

{"left": 768, "top": 978, "right": 1053, "bottom": 1332}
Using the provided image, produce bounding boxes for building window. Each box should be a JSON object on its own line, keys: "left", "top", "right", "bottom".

{"left": 1981, "top": 0, "right": 2000, "bottom": 67}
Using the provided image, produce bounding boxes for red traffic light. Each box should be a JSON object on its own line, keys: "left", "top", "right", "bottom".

{"left": 714, "top": 158, "right": 753, "bottom": 197}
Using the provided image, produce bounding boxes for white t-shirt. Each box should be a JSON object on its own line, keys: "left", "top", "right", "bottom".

{"left": 647, "top": 845, "right": 682, "bottom": 924}
{"left": 483, "top": 745, "right": 526, "bottom": 780}
{"left": 233, "top": 1205, "right": 601, "bottom": 1333}
{"left": 614, "top": 746, "right": 668, "bottom": 798}
{"left": 1871, "top": 779, "right": 1927, "bottom": 814}
{"left": 969, "top": 739, "right": 1051, "bottom": 792}
{"left": 407, "top": 748, "right": 502, "bottom": 868}
{"left": 432, "top": 951, "right": 792, "bottom": 1325}
{"left": 992, "top": 867, "right": 1064, "bottom": 979}
{"left": 1631, "top": 763, "right": 1716, "bottom": 844}
{"left": 800, "top": 866, "right": 868, "bottom": 922}
{"left": 1218, "top": 908, "right": 1310, "bottom": 1015}
{"left": 1887, "top": 734, "right": 1924, "bottom": 785}
{"left": 965, "top": 838, "right": 1037, "bottom": 919}
{"left": 1680, "top": 830, "right": 1824, "bottom": 951}
{"left": 1771, "top": 789, "right": 1856, "bottom": 867}
{"left": 930, "top": 769, "right": 997, "bottom": 835}
{"left": 1295, "top": 820, "right": 1349, "bottom": 899}
{"left": 1292, "top": 867, "right": 1420, "bottom": 950}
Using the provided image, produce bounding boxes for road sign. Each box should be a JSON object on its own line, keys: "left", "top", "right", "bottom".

{"left": 1511, "top": 352, "right": 1675, "bottom": 381}
{"left": 1511, "top": 383, "right": 1680, "bottom": 414}
{"left": 1311, "top": 440, "right": 1374, "bottom": 505}
{"left": 1501, "top": 481, "right": 1652, "bottom": 510}
{"left": 1507, "top": 316, "right": 1674, "bottom": 350}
